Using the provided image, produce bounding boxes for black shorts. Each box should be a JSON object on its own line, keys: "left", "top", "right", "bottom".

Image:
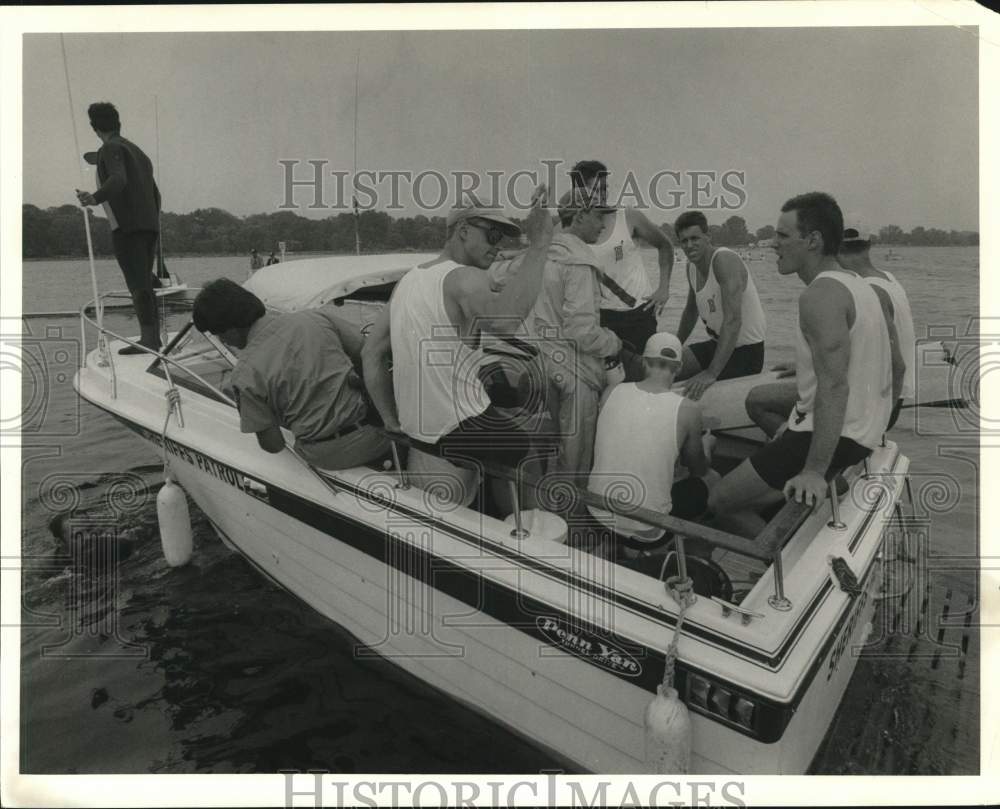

{"left": 688, "top": 340, "right": 765, "bottom": 380}
{"left": 614, "top": 477, "right": 710, "bottom": 552}
{"left": 749, "top": 429, "right": 872, "bottom": 490}
{"left": 438, "top": 406, "right": 556, "bottom": 469}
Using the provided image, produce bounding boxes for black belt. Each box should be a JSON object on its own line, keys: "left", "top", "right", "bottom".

{"left": 318, "top": 419, "right": 370, "bottom": 442}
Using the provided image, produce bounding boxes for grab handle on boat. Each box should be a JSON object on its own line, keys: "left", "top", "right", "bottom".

{"left": 710, "top": 596, "right": 765, "bottom": 626}
{"left": 827, "top": 479, "right": 847, "bottom": 530}
{"left": 508, "top": 481, "right": 529, "bottom": 539}
{"left": 389, "top": 442, "right": 409, "bottom": 489}
{"left": 768, "top": 551, "right": 792, "bottom": 612}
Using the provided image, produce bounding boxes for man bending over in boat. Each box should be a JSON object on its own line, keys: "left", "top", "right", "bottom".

{"left": 491, "top": 188, "right": 624, "bottom": 485}
{"left": 672, "top": 210, "right": 768, "bottom": 401}
{"left": 708, "top": 193, "right": 903, "bottom": 537}
{"left": 587, "top": 332, "right": 718, "bottom": 558}
{"left": 362, "top": 188, "right": 555, "bottom": 511}
{"left": 192, "top": 279, "right": 391, "bottom": 470}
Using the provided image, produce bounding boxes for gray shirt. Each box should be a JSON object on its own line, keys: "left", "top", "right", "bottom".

{"left": 230, "top": 304, "right": 368, "bottom": 445}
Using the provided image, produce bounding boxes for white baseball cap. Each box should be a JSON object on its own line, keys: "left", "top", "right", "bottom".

{"left": 643, "top": 332, "right": 684, "bottom": 362}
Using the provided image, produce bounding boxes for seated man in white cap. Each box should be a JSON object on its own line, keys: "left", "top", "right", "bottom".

{"left": 587, "top": 332, "right": 717, "bottom": 557}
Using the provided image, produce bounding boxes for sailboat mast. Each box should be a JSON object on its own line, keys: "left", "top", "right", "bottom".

{"left": 353, "top": 49, "right": 361, "bottom": 257}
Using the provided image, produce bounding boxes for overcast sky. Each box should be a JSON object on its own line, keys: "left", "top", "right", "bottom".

{"left": 22, "top": 26, "right": 978, "bottom": 232}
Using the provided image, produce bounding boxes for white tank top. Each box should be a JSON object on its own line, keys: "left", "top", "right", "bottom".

{"left": 868, "top": 271, "right": 915, "bottom": 400}
{"left": 389, "top": 260, "right": 490, "bottom": 442}
{"left": 788, "top": 270, "right": 892, "bottom": 449}
{"left": 587, "top": 383, "right": 683, "bottom": 540}
{"left": 685, "top": 247, "right": 767, "bottom": 345}
{"left": 588, "top": 209, "right": 652, "bottom": 312}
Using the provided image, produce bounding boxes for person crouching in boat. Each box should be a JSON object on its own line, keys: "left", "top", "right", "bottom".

{"left": 192, "top": 279, "right": 392, "bottom": 470}
{"left": 362, "top": 187, "right": 556, "bottom": 515}
{"left": 671, "top": 210, "right": 767, "bottom": 401}
{"left": 587, "top": 332, "right": 718, "bottom": 559}
{"left": 708, "top": 193, "right": 903, "bottom": 538}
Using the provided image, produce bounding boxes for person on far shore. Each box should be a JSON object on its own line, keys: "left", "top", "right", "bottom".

{"left": 266, "top": 250, "right": 279, "bottom": 266}
{"left": 250, "top": 248, "right": 264, "bottom": 274}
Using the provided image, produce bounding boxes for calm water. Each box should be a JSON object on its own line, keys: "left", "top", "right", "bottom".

{"left": 18, "top": 247, "right": 980, "bottom": 773}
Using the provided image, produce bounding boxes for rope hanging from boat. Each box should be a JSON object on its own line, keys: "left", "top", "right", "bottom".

{"left": 660, "top": 575, "right": 694, "bottom": 690}
{"left": 160, "top": 387, "right": 182, "bottom": 471}
{"left": 643, "top": 572, "right": 694, "bottom": 773}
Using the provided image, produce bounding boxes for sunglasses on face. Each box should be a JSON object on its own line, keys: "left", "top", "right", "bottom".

{"left": 466, "top": 219, "right": 506, "bottom": 246}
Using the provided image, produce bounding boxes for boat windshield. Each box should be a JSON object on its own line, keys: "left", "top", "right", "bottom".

{"left": 149, "top": 322, "right": 236, "bottom": 405}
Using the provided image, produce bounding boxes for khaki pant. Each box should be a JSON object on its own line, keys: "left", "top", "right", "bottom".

{"left": 297, "top": 425, "right": 392, "bottom": 471}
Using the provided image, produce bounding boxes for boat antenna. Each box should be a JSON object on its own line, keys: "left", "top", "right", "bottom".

{"left": 352, "top": 47, "right": 361, "bottom": 256}
{"left": 60, "top": 34, "right": 108, "bottom": 364}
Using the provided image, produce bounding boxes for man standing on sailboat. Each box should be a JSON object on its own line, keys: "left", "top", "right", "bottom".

{"left": 75, "top": 101, "right": 162, "bottom": 354}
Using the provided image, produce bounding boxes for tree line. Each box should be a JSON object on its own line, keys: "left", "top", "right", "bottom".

{"left": 22, "top": 204, "right": 978, "bottom": 259}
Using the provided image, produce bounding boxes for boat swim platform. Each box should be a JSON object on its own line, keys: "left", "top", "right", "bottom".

{"left": 811, "top": 550, "right": 979, "bottom": 774}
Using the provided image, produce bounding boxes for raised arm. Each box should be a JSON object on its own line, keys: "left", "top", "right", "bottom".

{"left": 447, "top": 188, "right": 553, "bottom": 334}
{"left": 784, "top": 280, "right": 851, "bottom": 505}
{"left": 627, "top": 208, "right": 674, "bottom": 310}
{"left": 683, "top": 251, "right": 746, "bottom": 401}
{"left": 360, "top": 301, "right": 400, "bottom": 432}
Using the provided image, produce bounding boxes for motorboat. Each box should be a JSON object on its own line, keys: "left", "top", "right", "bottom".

{"left": 74, "top": 253, "right": 913, "bottom": 774}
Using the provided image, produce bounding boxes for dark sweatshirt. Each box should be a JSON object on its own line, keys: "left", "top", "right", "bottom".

{"left": 91, "top": 134, "right": 161, "bottom": 233}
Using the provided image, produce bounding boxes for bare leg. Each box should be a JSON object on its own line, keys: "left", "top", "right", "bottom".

{"left": 745, "top": 382, "right": 798, "bottom": 438}
{"left": 707, "top": 458, "right": 786, "bottom": 539}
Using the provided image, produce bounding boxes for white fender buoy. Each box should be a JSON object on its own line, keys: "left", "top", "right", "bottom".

{"left": 644, "top": 684, "right": 692, "bottom": 773}
{"left": 157, "top": 475, "right": 193, "bottom": 567}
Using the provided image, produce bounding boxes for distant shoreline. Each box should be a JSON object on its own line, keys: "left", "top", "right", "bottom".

{"left": 22, "top": 244, "right": 977, "bottom": 263}
{"left": 22, "top": 249, "right": 424, "bottom": 262}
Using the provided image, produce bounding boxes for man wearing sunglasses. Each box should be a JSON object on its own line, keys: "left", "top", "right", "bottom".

{"left": 362, "top": 188, "right": 554, "bottom": 512}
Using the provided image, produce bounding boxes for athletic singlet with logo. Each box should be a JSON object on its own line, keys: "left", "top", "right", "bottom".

{"left": 867, "top": 271, "right": 916, "bottom": 400}
{"left": 788, "top": 270, "right": 892, "bottom": 449}
{"left": 588, "top": 208, "right": 652, "bottom": 312}
{"left": 685, "top": 247, "right": 767, "bottom": 345}
{"left": 587, "top": 383, "right": 683, "bottom": 540}
{"left": 389, "top": 260, "right": 490, "bottom": 442}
